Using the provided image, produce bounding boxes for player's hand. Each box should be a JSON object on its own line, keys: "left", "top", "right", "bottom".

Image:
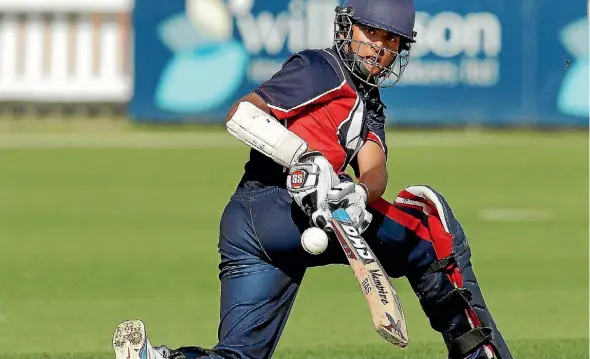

{"left": 287, "top": 151, "right": 339, "bottom": 228}
{"left": 327, "top": 180, "right": 373, "bottom": 234}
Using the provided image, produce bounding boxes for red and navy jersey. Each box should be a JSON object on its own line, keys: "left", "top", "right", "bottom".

{"left": 239, "top": 48, "right": 388, "bottom": 189}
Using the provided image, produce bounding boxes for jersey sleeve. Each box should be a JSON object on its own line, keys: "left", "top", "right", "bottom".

{"left": 253, "top": 50, "right": 347, "bottom": 120}
{"left": 366, "top": 101, "right": 388, "bottom": 156}
{"left": 349, "top": 109, "right": 388, "bottom": 179}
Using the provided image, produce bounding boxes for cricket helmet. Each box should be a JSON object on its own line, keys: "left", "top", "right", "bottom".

{"left": 334, "top": 0, "right": 417, "bottom": 88}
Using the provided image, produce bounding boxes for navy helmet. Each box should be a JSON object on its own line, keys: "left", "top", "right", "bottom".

{"left": 334, "top": 0, "right": 417, "bottom": 88}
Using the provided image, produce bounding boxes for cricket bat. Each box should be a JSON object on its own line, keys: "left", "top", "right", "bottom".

{"left": 327, "top": 208, "right": 409, "bottom": 348}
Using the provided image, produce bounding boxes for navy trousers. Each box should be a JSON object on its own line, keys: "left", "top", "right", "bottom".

{"left": 173, "top": 185, "right": 512, "bottom": 359}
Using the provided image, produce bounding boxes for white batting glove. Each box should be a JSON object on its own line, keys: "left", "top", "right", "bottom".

{"left": 287, "top": 151, "right": 339, "bottom": 228}
{"left": 328, "top": 181, "right": 373, "bottom": 234}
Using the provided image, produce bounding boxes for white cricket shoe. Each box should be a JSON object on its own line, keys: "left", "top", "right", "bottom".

{"left": 112, "top": 320, "right": 167, "bottom": 359}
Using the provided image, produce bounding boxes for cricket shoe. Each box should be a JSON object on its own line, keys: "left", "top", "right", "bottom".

{"left": 112, "top": 319, "right": 169, "bottom": 359}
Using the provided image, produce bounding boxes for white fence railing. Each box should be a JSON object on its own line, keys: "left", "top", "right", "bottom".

{"left": 0, "top": 0, "right": 133, "bottom": 103}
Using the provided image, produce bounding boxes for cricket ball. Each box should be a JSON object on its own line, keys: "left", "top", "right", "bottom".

{"left": 301, "top": 227, "right": 329, "bottom": 255}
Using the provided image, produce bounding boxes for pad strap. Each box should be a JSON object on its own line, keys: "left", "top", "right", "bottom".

{"left": 424, "top": 256, "right": 457, "bottom": 276}
{"left": 446, "top": 327, "right": 494, "bottom": 357}
{"left": 437, "top": 287, "right": 473, "bottom": 313}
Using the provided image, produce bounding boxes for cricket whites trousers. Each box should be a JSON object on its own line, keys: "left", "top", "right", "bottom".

{"left": 167, "top": 184, "right": 513, "bottom": 359}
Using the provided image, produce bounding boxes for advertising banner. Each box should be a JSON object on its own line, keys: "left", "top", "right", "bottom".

{"left": 132, "top": 0, "right": 339, "bottom": 121}
{"left": 131, "top": 0, "right": 588, "bottom": 126}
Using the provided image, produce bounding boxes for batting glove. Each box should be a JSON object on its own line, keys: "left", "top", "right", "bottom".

{"left": 327, "top": 180, "right": 373, "bottom": 234}
{"left": 287, "top": 151, "right": 339, "bottom": 228}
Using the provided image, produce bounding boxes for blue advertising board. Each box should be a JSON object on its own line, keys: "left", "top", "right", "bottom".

{"left": 131, "top": 0, "right": 588, "bottom": 127}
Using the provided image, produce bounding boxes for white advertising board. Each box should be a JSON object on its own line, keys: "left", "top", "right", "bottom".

{"left": 0, "top": 0, "right": 133, "bottom": 102}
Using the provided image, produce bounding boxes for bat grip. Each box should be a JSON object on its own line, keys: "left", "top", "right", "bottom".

{"left": 315, "top": 215, "right": 328, "bottom": 229}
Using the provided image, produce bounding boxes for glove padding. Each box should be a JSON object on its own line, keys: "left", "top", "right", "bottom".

{"left": 287, "top": 151, "right": 339, "bottom": 228}
{"left": 328, "top": 181, "right": 372, "bottom": 234}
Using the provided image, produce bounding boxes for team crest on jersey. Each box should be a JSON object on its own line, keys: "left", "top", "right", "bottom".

{"left": 289, "top": 169, "right": 307, "bottom": 189}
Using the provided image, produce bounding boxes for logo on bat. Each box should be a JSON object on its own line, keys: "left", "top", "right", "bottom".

{"left": 361, "top": 277, "right": 371, "bottom": 295}
{"left": 339, "top": 223, "right": 374, "bottom": 262}
{"left": 369, "top": 269, "right": 389, "bottom": 305}
{"left": 383, "top": 312, "right": 406, "bottom": 342}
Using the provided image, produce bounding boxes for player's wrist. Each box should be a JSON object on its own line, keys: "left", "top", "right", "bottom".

{"left": 283, "top": 134, "right": 309, "bottom": 168}
{"left": 356, "top": 183, "right": 370, "bottom": 205}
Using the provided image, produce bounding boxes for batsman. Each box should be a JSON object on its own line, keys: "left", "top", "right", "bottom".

{"left": 112, "top": 0, "right": 513, "bottom": 358}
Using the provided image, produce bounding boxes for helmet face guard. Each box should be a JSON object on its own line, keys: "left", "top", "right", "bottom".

{"left": 334, "top": 6, "right": 412, "bottom": 88}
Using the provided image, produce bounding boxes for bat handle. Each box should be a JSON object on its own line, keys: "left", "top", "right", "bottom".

{"left": 313, "top": 213, "right": 333, "bottom": 232}
{"left": 311, "top": 215, "right": 336, "bottom": 243}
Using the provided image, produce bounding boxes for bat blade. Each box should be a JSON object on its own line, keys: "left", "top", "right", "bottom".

{"left": 329, "top": 208, "right": 408, "bottom": 347}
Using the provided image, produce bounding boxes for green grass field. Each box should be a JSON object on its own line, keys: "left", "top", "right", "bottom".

{"left": 0, "top": 125, "right": 588, "bottom": 359}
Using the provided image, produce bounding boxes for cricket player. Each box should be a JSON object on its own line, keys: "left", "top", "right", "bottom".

{"left": 112, "top": 0, "right": 513, "bottom": 358}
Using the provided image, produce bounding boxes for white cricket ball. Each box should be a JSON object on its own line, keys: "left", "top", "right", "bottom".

{"left": 301, "top": 227, "right": 329, "bottom": 255}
